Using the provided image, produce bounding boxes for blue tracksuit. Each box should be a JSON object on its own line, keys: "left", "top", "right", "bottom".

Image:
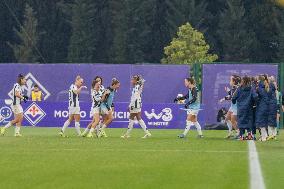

{"left": 101, "top": 87, "right": 115, "bottom": 110}
{"left": 267, "top": 83, "right": 277, "bottom": 127}
{"left": 255, "top": 82, "right": 269, "bottom": 128}
{"left": 232, "top": 86, "right": 257, "bottom": 129}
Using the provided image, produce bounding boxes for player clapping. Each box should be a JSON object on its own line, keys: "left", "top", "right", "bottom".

{"left": 59, "top": 76, "right": 87, "bottom": 137}
{"left": 121, "top": 75, "right": 151, "bottom": 139}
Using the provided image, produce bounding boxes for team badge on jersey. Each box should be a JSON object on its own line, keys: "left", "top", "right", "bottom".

{"left": 24, "top": 102, "right": 46, "bottom": 126}
{"left": 8, "top": 73, "right": 51, "bottom": 101}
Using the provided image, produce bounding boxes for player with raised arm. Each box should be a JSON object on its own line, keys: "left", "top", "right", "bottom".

{"left": 1, "top": 74, "right": 28, "bottom": 137}
{"left": 219, "top": 75, "right": 241, "bottom": 138}
{"left": 59, "top": 76, "right": 87, "bottom": 137}
{"left": 175, "top": 77, "right": 203, "bottom": 139}
{"left": 121, "top": 75, "right": 151, "bottom": 139}
{"left": 81, "top": 79, "right": 104, "bottom": 138}
{"left": 97, "top": 78, "right": 120, "bottom": 138}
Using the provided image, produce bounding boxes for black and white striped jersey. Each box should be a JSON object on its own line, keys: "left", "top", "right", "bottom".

{"left": 12, "top": 83, "right": 23, "bottom": 105}
{"left": 68, "top": 84, "right": 79, "bottom": 107}
{"left": 130, "top": 84, "right": 142, "bottom": 109}
{"left": 91, "top": 89, "right": 103, "bottom": 108}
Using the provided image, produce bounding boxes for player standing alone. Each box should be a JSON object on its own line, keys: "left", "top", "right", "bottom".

{"left": 175, "top": 77, "right": 203, "bottom": 138}
{"left": 121, "top": 75, "right": 151, "bottom": 139}
{"left": 1, "top": 74, "right": 28, "bottom": 137}
{"left": 59, "top": 76, "right": 87, "bottom": 137}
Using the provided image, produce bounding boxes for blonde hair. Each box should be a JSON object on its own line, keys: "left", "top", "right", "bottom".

{"left": 75, "top": 75, "right": 81, "bottom": 81}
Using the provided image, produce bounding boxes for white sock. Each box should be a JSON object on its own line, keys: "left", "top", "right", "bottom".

{"left": 268, "top": 126, "right": 273, "bottom": 136}
{"left": 90, "top": 128, "right": 95, "bottom": 133}
{"left": 261, "top": 127, "right": 268, "bottom": 140}
{"left": 194, "top": 121, "right": 203, "bottom": 135}
{"left": 273, "top": 127, "right": 277, "bottom": 137}
{"left": 183, "top": 121, "right": 192, "bottom": 136}
{"left": 61, "top": 120, "right": 70, "bottom": 132}
{"left": 75, "top": 122, "right": 81, "bottom": 135}
{"left": 126, "top": 119, "right": 134, "bottom": 135}
{"left": 15, "top": 126, "right": 20, "bottom": 134}
{"left": 226, "top": 120, "right": 232, "bottom": 133}
{"left": 138, "top": 119, "right": 149, "bottom": 133}
{"left": 4, "top": 122, "right": 12, "bottom": 129}
{"left": 101, "top": 124, "right": 107, "bottom": 130}
{"left": 82, "top": 128, "right": 90, "bottom": 135}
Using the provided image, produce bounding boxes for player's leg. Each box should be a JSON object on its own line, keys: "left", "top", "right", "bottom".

{"left": 82, "top": 122, "right": 92, "bottom": 137}
{"left": 121, "top": 113, "right": 136, "bottom": 138}
{"left": 100, "top": 110, "right": 114, "bottom": 137}
{"left": 74, "top": 114, "right": 81, "bottom": 136}
{"left": 59, "top": 115, "right": 74, "bottom": 137}
{"left": 1, "top": 116, "right": 19, "bottom": 136}
{"left": 178, "top": 113, "right": 194, "bottom": 138}
{"left": 137, "top": 112, "right": 151, "bottom": 138}
{"left": 14, "top": 113, "right": 23, "bottom": 137}
{"left": 225, "top": 111, "right": 233, "bottom": 138}
{"left": 87, "top": 113, "right": 100, "bottom": 138}
{"left": 191, "top": 113, "right": 203, "bottom": 138}
{"left": 1, "top": 105, "right": 22, "bottom": 136}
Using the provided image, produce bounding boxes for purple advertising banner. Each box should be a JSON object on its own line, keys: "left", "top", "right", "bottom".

{"left": 202, "top": 64, "right": 278, "bottom": 125}
{"left": 0, "top": 101, "right": 205, "bottom": 129}
{"left": 0, "top": 64, "right": 190, "bottom": 104}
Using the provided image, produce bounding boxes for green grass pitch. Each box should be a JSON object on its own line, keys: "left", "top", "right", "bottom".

{"left": 0, "top": 127, "right": 283, "bottom": 189}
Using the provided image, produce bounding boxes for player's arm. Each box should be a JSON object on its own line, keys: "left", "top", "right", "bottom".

{"left": 101, "top": 89, "right": 110, "bottom": 102}
{"left": 73, "top": 86, "right": 87, "bottom": 95}
{"left": 231, "top": 88, "right": 240, "bottom": 104}
{"left": 15, "top": 87, "right": 28, "bottom": 101}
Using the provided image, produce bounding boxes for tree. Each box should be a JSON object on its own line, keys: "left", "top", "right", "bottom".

{"left": 217, "top": 0, "right": 256, "bottom": 62}
{"left": 8, "top": 3, "right": 40, "bottom": 63}
{"left": 162, "top": 22, "right": 218, "bottom": 64}
{"left": 67, "top": 0, "right": 97, "bottom": 63}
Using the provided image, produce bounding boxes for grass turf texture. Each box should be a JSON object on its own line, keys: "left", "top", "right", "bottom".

{"left": 0, "top": 127, "right": 283, "bottom": 189}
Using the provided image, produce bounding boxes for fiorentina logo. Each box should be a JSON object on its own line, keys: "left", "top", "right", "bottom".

{"left": 24, "top": 102, "right": 46, "bottom": 126}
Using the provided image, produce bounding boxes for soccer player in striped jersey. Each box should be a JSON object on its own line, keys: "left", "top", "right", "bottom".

{"left": 1, "top": 74, "right": 28, "bottom": 137}
{"left": 59, "top": 76, "right": 87, "bottom": 137}
{"left": 81, "top": 79, "right": 103, "bottom": 138}
{"left": 121, "top": 75, "right": 151, "bottom": 139}
{"left": 97, "top": 78, "right": 120, "bottom": 138}
{"left": 174, "top": 77, "right": 203, "bottom": 139}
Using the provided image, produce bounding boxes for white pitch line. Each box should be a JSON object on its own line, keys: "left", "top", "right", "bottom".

{"left": 248, "top": 140, "right": 266, "bottom": 189}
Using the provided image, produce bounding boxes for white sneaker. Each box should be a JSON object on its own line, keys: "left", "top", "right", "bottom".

{"left": 121, "top": 134, "right": 130, "bottom": 139}
{"left": 142, "top": 132, "right": 151, "bottom": 139}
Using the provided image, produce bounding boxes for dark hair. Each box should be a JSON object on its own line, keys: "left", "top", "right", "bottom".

{"left": 94, "top": 76, "right": 103, "bottom": 85}
{"left": 111, "top": 78, "right": 120, "bottom": 86}
{"left": 91, "top": 79, "right": 100, "bottom": 89}
{"left": 185, "top": 77, "right": 196, "bottom": 85}
{"left": 241, "top": 76, "right": 251, "bottom": 87}
{"left": 34, "top": 84, "right": 39, "bottom": 88}
{"left": 232, "top": 75, "right": 241, "bottom": 85}
{"left": 258, "top": 74, "right": 269, "bottom": 92}
{"left": 17, "top": 74, "right": 24, "bottom": 84}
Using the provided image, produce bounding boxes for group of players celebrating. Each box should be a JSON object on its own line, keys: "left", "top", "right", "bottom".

{"left": 219, "top": 74, "right": 282, "bottom": 141}
{"left": 0, "top": 73, "right": 282, "bottom": 142}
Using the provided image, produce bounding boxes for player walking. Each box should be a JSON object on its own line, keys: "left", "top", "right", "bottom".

{"left": 59, "top": 76, "right": 87, "bottom": 137}
{"left": 98, "top": 78, "right": 120, "bottom": 138}
{"left": 1, "top": 74, "right": 28, "bottom": 137}
{"left": 121, "top": 75, "right": 151, "bottom": 139}
{"left": 219, "top": 75, "right": 240, "bottom": 138}
{"left": 175, "top": 77, "right": 203, "bottom": 139}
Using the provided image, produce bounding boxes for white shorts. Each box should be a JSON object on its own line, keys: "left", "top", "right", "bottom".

{"left": 90, "top": 107, "right": 100, "bottom": 116}
{"left": 68, "top": 106, "right": 80, "bottom": 115}
{"left": 187, "top": 109, "right": 199, "bottom": 116}
{"left": 11, "top": 104, "right": 23, "bottom": 114}
{"left": 100, "top": 107, "right": 110, "bottom": 115}
{"left": 229, "top": 107, "right": 237, "bottom": 116}
{"left": 130, "top": 107, "right": 141, "bottom": 114}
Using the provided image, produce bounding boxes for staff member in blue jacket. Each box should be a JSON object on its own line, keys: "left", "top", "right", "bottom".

{"left": 255, "top": 75, "right": 270, "bottom": 141}
{"left": 267, "top": 76, "right": 278, "bottom": 140}
{"left": 232, "top": 76, "right": 258, "bottom": 140}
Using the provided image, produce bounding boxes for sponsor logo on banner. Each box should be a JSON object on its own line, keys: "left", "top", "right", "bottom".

{"left": 144, "top": 108, "right": 173, "bottom": 127}
{"left": 8, "top": 73, "right": 51, "bottom": 100}
{"left": 24, "top": 103, "right": 46, "bottom": 126}
{"left": 0, "top": 106, "right": 13, "bottom": 123}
